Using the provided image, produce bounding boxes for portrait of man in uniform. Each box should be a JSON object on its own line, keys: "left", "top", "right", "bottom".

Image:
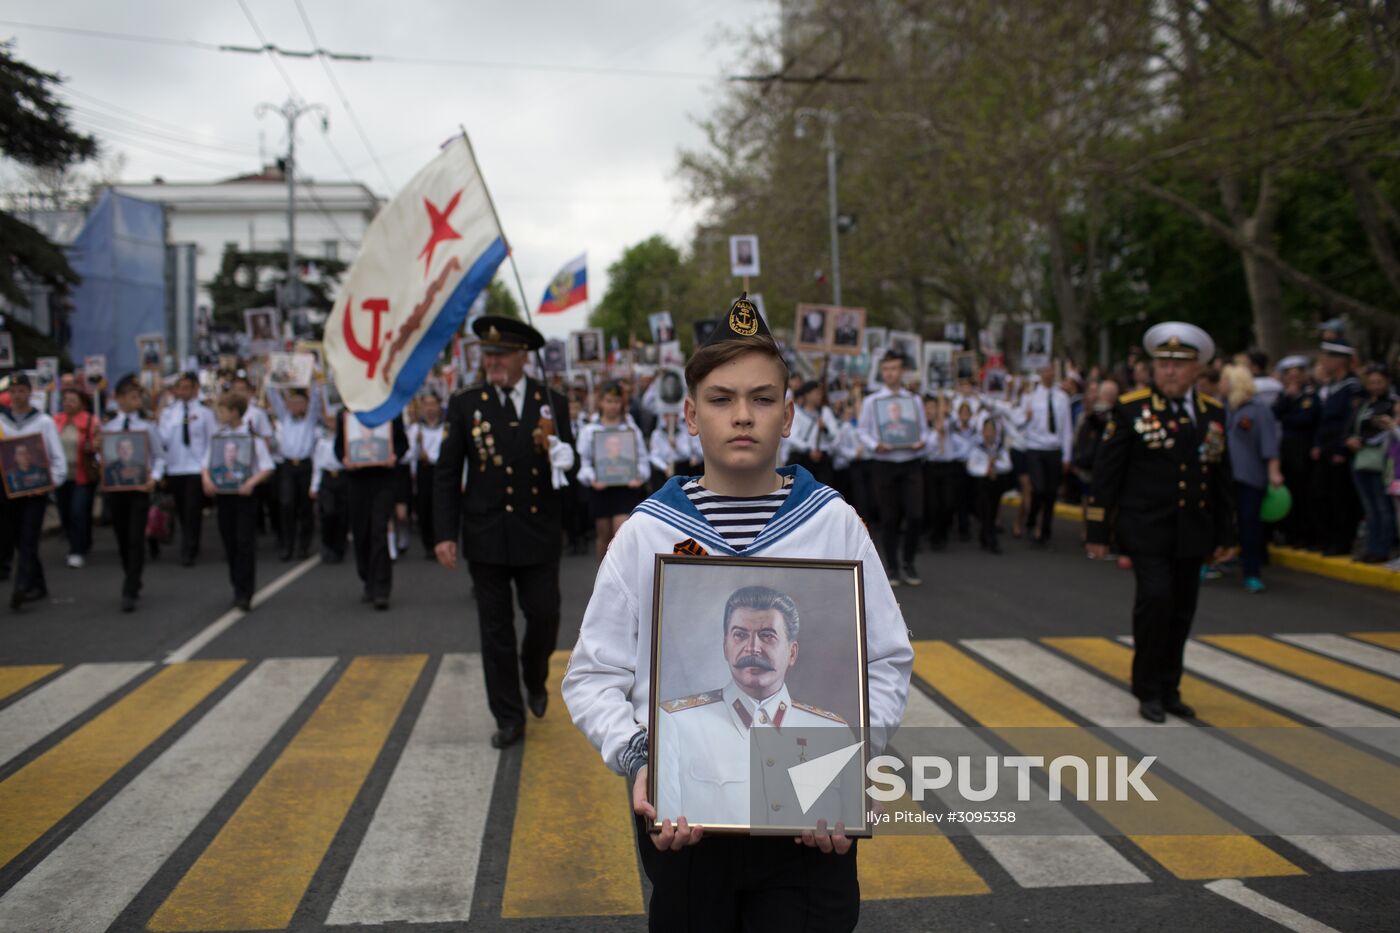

{"left": 342, "top": 416, "right": 394, "bottom": 468}
{"left": 592, "top": 428, "right": 638, "bottom": 486}
{"left": 830, "top": 309, "right": 864, "bottom": 352}
{"left": 650, "top": 558, "right": 868, "bottom": 834}
{"left": 795, "top": 306, "right": 828, "bottom": 352}
{"left": 876, "top": 395, "right": 923, "bottom": 448}
{"left": 101, "top": 432, "right": 150, "bottom": 491}
{"left": 0, "top": 436, "right": 54, "bottom": 497}
{"left": 208, "top": 437, "right": 253, "bottom": 493}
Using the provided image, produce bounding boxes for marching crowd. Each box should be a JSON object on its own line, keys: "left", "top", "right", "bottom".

{"left": 1, "top": 323, "right": 1397, "bottom": 615}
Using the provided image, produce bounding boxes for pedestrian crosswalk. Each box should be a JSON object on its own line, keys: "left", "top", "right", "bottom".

{"left": 0, "top": 632, "right": 1396, "bottom": 930}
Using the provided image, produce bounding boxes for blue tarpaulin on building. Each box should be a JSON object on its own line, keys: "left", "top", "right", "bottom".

{"left": 67, "top": 191, "right": 165, "bottom": 381}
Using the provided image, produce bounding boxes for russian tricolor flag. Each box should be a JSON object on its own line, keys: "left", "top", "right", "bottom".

{"left": 538, "top": 253, "right": 587, "bottom": 314}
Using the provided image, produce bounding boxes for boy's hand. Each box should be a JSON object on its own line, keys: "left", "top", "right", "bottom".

{"left": 201, "top": 479, "right": 216, "bottom": 497}
{"left": 794, "top": 819, "right": 851, "bottom": 855}
{"left": 632, "top": 765, "right": 703, "bottom": 851}
{"left": 435, "top": 541, "right": 458, "bottom": 570}
{"left": 238, "top": 480, "right": 257, "bottom": 496}
{"left": 875, "top": 443, "right": 891, "bottom": 453}
{"left": 592, "top": 482, "right": 605, "bottom": 491}
{"left": 628, "top": 479, "right": 644, "bottom": 488}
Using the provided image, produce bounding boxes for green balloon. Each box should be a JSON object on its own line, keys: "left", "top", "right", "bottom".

{"left": 1261, "top": 484, "right": 1292, "bottom": 523}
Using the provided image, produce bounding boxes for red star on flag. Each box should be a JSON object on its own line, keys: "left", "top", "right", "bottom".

{"left": 417, "top": 190, "right": 464, "bottom": 275}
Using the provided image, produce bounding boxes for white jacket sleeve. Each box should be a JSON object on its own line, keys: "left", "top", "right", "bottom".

{"left": 575, "top": 423, "right": 596, "bottom": 485}
{"left": 562, "top": 534, "right": 646, "bottom": 775}
{"left": 856, "top": 395, "right": 881, "bottom": 450}
{"left": 848, "top": 510, "right": 913, "bottom": 748}
{"left": 42, "top": 418, "right": 68, "bottom": 487}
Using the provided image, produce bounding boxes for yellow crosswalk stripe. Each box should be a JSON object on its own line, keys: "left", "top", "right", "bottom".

{"left": 1202, "top": 635, "right": 1400, "bottom": 715}
{"left": 1351, "top": 631, "right": 1400, "bottom": 653}
{"left": 1046, "top": 637, "right": 1400, "bottom": 821}
{"left": 148, "top": 655, "right": 425, "bottom": 933}
{"left": 0, "top": 660, "right": 241, "bottom": 870}
{"left": 502, "top": 651, "right": 643, "bottom": 918}
{"left": 859, "top": 791, "right": 990, "bottom": 899}
{"left": 0, "top": 664, "right": 61, "bottom": 703}
{"left": 913, "top": 641, "right": 1301, "bottom": 880}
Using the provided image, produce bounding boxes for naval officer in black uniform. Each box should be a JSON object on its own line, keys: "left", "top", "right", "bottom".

{"left": 434, "top": 316, "right": 577, "bottom": 748}
{"left": 1084, "top": 322, "right": 1237, "bottom": 723}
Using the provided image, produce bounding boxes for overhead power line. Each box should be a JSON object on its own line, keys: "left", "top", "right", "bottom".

{"left": 233, "top": 0, "right": 303, "bottom": 102}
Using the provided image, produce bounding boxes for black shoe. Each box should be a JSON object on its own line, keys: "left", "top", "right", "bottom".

{"left": 234, "top": 596, "right": 252, "bottom": 612}
{"left": 373, "top": 596, "right": 390, "bottom": 610}
{"left": 490, "top": 722, "right": 525, "bottom": 749}
{"left": 9, "top": 590, "right": 21, "bottom": 610}
{"left": 528, "top": 690, "right": 548, "bottom": 718}
{"left": 279, "top": 551, "right": 294, "bottom": 562}
{"left": 1139, "top": 700, "right": 1166, "bottom": 723}
{"left": 120, "top": 594, "right": 137, "bottom": 613}
{"left": 1163, "top": 699, "right": 1195, "bottom": 718}
{"left": 901, "top": 564, "right": 922, "bottom": 587}
{"left": 296, "top": 546, "right": 310, "bottom": 560}
{"left": 22, "top": 588, "right": 46, "bottom": 604}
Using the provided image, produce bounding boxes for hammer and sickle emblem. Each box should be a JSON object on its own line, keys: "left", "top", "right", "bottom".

{"left": 342, "top": 296, "right": 392, "bottom": 379}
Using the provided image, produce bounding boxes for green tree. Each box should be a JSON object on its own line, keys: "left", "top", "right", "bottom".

{"left": 590, "top": 236, "right": 689, "bottom": 345}
{"left": 483, "top": 277, "right": 521, "bottom": 320}
{"left": 0, "top": 42, "right": 97, "bottom": 361}
{"left": 207, "top": 248, "right": 347, "bottom": 329}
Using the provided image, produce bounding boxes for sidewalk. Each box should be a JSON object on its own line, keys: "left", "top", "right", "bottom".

{"left": 1005, "top": 494, "right": 1400, "bottom": 595}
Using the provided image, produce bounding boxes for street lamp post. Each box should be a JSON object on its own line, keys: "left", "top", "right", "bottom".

{"left": 795, "top": 108, "right": 841, "bottom": 306}
{"left": 255, "top": 98, "right": 328, "bottom": 319}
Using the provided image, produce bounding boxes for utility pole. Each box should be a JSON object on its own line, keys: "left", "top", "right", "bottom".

{"left": 255, "top": 98, "right": 328, "bottom": 318}
{"left": 795, "top": 108, "right": 841, "bottom": 305}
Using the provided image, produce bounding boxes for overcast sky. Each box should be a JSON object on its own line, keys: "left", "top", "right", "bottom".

{"left": 2, "top": 0, "right": 774, "bottom": 339}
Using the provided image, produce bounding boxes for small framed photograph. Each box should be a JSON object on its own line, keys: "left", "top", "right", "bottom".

{"left": 245, "top": 307, "right": 280, "bottom": 353}
{"left": 944, "top": 321, "right": 966, "bottom": 345}
{"left": 342, "top": 415, "right": 395, "bottom": 469}
{"left": 648, "top": 311, "right": 676, "bottom": 345}
{"left": 207, "top": 435, "right": 255, "bottom": 493}
{"left": 982, "top": 367, "right": 1009, "bottom": 399}
{"left": 0, "top": 332, "right": 14, "bottom": 369}
{"left": 923, "top": 342, "right": 954, "bottom": 391}
{"left": 592, "top": 427, "right": 638, "bottom": 486}
{"left": 136, "top": 333, "right": 166, "bottom": 370}
{"left": 729, "top": 234, "right": 760, "bottom": 278}
{"left": 266, "top": 352, "right": 315, "bottom": 389}
{"left": 83, "top": 354, "right": 107, "bottom": 390}
{"left": 1021, "top": 322, "right": 1053, "bottom": 373}
{"left": 35, "top": 357, "right": 59, "bottom": 393}
{"left": 794, "top": 305, "right": 829, "bottom": 353}
{"left": 655, "top": 367, "right": 687, "bottom": 415}
{"left": 648, "top": 555, "right": 870, "bottom": 836}
{"left": 570, "top": 328, "right": 605, "bottom": 370}
{"left": 864, "top": 326, "right": 888, "bottom": 361}
{"left": 543, "top": 339, "right": 568, "bottom": 375}
{"left": 955, "top": 351, "right": 979, "bottom": 383}
{"left": 827, "top": 307, "right": 865, "bottom": 355}
{"left": 874, "top": 394, "right": 925, "bottom": 448}
{"left": 693, "top": 318, "right": 721, "bottom": 349}
{"left": 101, "top": 431, "right": 152, "bottom": 491}
{"left": 0, "top": 435, "right": 55, "bottom": 498}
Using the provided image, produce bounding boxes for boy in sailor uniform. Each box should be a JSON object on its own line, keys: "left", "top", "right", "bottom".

{"left": 563, "top": 295, "right": 912, "bottom": 933}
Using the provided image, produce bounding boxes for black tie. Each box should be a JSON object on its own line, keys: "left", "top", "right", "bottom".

{"left": 182, "top": 402, "right": 190, "bottom": 446}
{"left": 123, "top": 415, "right": 130, "bottom": 431}
{"left": 502, "top": 389, "right": 518, "bottom": 421}
{"left": 1047, "top": 392, "right": 1057, "bottom": 434}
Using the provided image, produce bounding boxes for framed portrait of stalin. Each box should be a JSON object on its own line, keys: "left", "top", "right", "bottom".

{"left": 648, "top": 555, "right": 870, "bottom": 836}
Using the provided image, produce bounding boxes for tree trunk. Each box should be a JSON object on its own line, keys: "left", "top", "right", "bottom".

{"left": 1046, "top": 212, "right": 1085, "bottom": 364}
{"left": 1220, "top": 171, "right": 1287, "bottom": 359}
{"left": 1334, "top": 148, "right": 1400, "bottom": 300}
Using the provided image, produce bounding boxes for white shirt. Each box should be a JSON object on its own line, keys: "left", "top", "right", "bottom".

{"left": 102, "top": 411, "right": 167, "bottom": 481}
{"left": 158, "top": 400, "right": 218, "bottom": 476}
{"left": 1019, "top": 384, "right": 1073, "bottom": 460}
{"left": 408, "top": 421, "right": 445, "bottom": 476}
{"left": 267, "top": 386, "right": 320, "bottom": 461}
{"left": 857, "top": 386, "right": 925, "bottom": 463}
{"left": 241, "top": 403, "right": 276, "bottom": 454}
{"left": 966, "top": 439, "right": 1012, "bottom": 477}
{"left": 0, "top": 407, "right": 68, "bottom": 487}
{"left": 787, "top": 404, "right": 840, "bottom": 458}
{"left": 310, "top": 431, "right": 343, "bottom": 494}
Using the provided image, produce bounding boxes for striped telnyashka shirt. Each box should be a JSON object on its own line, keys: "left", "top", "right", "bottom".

{"left": 682, "top": 474, "right": 794, "bottom": 551}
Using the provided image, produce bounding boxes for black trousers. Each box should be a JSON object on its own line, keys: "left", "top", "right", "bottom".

{"left": 108, "top": 491, "right": 150, "bottom": 598}
{"left": 215, "top": 495, "right": 258, "bottom": 601}
{"left": 467, "top": 559, "right": 561, "bottom": 729}
{"left": 1277, "top": 436, "right": 1314, "bottom": 547}
{"left": 276, "top": 460, "right": 315, "bottom": 556}
{"left": 1025, "top": 449, "right": 1063, "bottom": 541}
{"left": 416, "top": 461, "right": 437, "bottom": 554}
{"left": 633, "top": 814, "right": 859, "bottom": 933}
{"left": 167, "top": 473, "right": 205, "bottom": 562}
{"left": 1314, "top": 456, "right": 1362, "bottom": 554}
{"left": 974, "top": 474, "right": 1014, "bottom": 548}
{"left": 871, "top": 460, "right": 923, "bottom": 569}
{"left": 1129, "top": 555, "right": 1203, "bottom": 704}
{"left": 790, "top": 451, "right": 835, "bottom": 488}
{"left": 348, "top": 470, "right": 396, "bottom": 598}
{"left": 318, "top": 472, "right": 349, "bottom": 560}
{"left": 4, "top": 494, "right": 48, "bottom": 598}
{"left": 847, "top": 460, "right": 876, "bottom": 525}
{"left": 924, "top": 461, "right": 959, "bottom": 546}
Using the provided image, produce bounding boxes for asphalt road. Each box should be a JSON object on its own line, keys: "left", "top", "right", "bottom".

{"left": 0, "top": 506, "right": 1397, "bottom": 932}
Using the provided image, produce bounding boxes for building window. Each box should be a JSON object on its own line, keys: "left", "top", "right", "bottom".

{"left": 323, "top": 240, "right": 338, "bottom": 261}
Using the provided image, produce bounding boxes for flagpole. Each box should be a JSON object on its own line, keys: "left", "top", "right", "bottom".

{"left": 456, "top": 126, "right": 549, "bottom": 377}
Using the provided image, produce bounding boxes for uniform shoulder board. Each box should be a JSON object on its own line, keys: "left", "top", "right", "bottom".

{"left": 453, "top": 382, "right": 484, "bottom": 397}
{"left": 1118, "top": 388, "right": 1151, "bottom": 404}
{"left": 791, "top": 699, "right": 847, "bottom": 724}
{"left": 661, "top": 690, "right": 724, "bottom": 714}
{"left": 1199, "top": 393, "right": 1223, "bottom": 408}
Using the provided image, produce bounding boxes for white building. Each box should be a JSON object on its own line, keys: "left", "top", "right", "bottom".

{"left": 114, "top": 164, "right": 381, "bottom": 313}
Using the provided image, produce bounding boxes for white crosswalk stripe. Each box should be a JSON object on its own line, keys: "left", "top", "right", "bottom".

{"left": 326, "top": 653, "right": 499, "bottom": 926}
{"left": 0, "top": 662, "right": 151, "bottom": 767}
{"left": 0, "top": 658, "right": 334, "bottom": 933}
{"left": 1276, "top": 634, "right": 1400, "bottom": 680}
{"left": 965, "top": 638, "right": 1400, "bottom": 872}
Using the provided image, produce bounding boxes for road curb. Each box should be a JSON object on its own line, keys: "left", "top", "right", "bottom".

{"left": 1000, "top": 494, "right": 1400, "bottom": 594}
